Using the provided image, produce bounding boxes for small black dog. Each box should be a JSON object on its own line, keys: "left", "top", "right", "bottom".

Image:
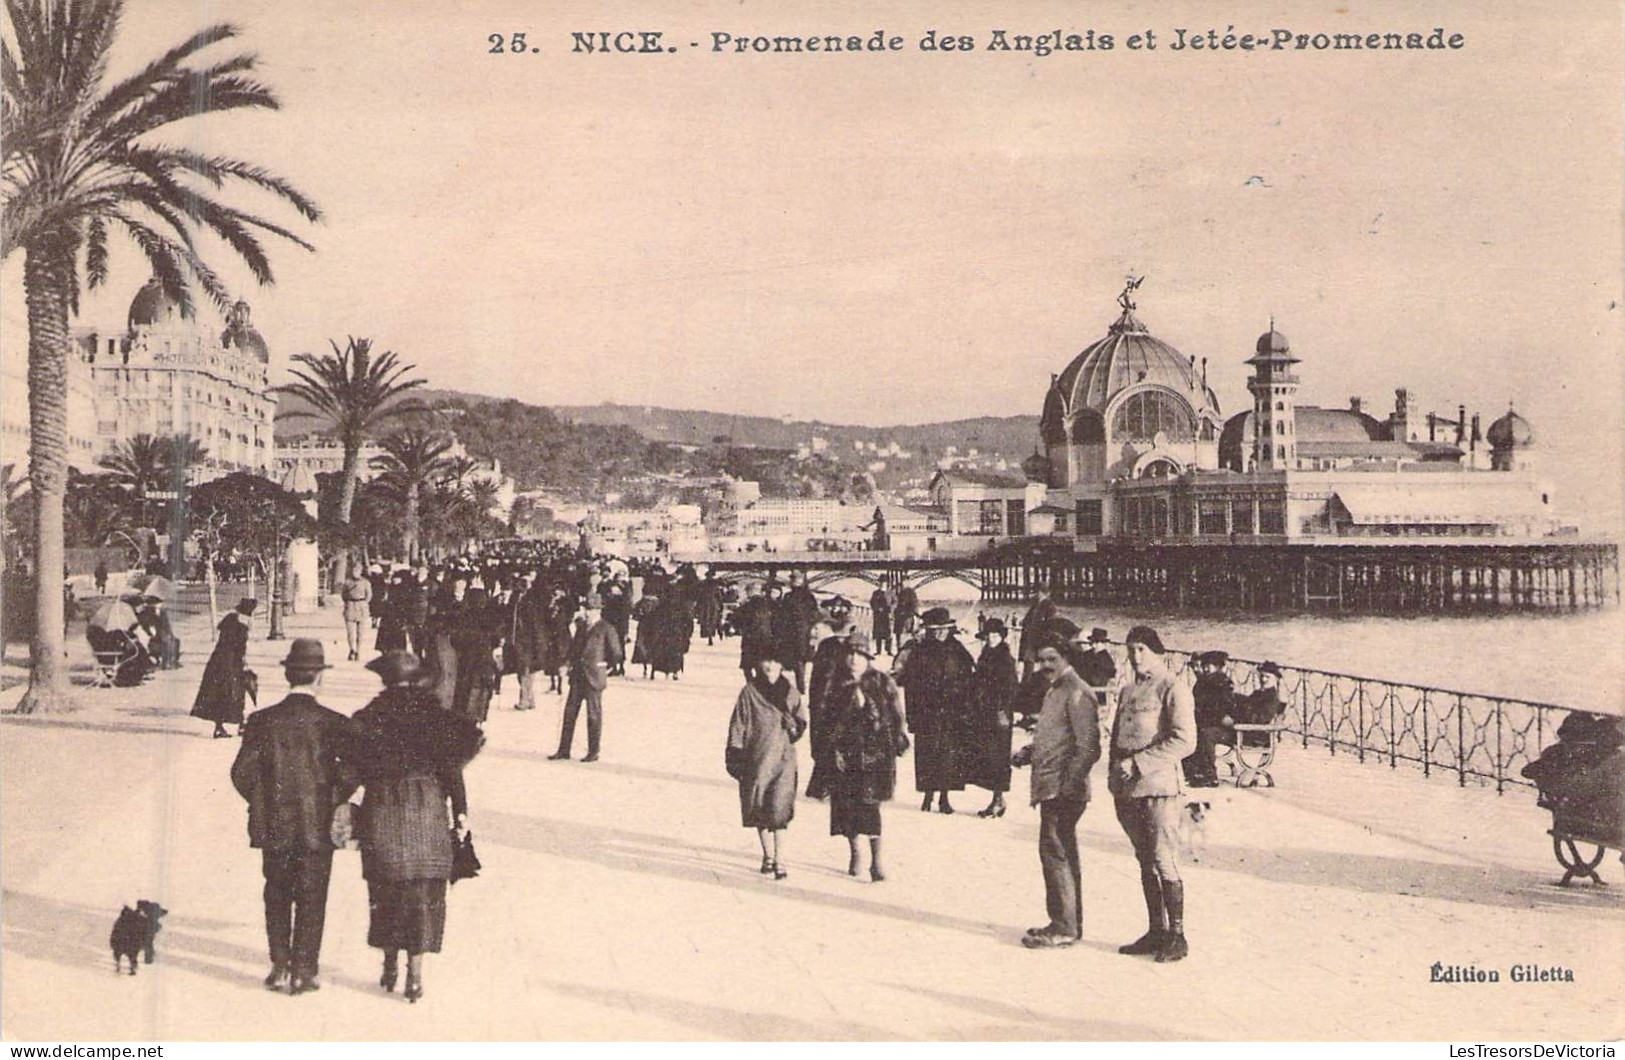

{"left": 109, "top": 900, "right": 168, "bottom": 975}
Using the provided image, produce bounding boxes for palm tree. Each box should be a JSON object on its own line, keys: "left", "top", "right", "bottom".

{"left": 96, "top": 433, "right": 167, "bottom": 526}
{"left": 275, "top": 337, "right": 426, "bottom": 528}
{"left": 370, "top": 428, "right": 453, "bottom": 563}
{"left": 2, "top": 0, "right": 320, "bottom": 711}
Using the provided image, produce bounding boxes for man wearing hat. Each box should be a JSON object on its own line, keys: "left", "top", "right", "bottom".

{"left": 1109, "top": 625, "right": 1196, "bottom": 963}
{"left": 1071, "top": 628, "right": 1117, "bottom": 696}
{"left": 1233, "top": 661, "right": 1287, "bottom": 735}
{"left": 1012, "top": 629, "right": 1100, "bottom": 947}
{"left": 1183, "top": 651, "right": 1236, "bottom": 788}
{"left": 230, "top": 639, "right": 352, "bottom": 995}
{"left": 340, "top": 567, "right": 373, "bottom": 662}
{"left": 896, "top": 606, "right": 974, "bottom": 813}
{"left": 550, "top": 594, "right": 622, "bottom": 762}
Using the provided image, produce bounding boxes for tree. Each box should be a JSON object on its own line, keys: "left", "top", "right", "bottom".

{"left": 370, "top": 428, "right": 453, "bottom": 562}
{"left": 189, "top": 472, "right": 315, "bottom": 634}
{"left": 2, "top": 0, "right": 320, "bottom": 711}
{"left": 275, "top": 337, "right": 426, "bottom": 531}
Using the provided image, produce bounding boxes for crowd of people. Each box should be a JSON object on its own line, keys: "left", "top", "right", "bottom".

{"left": 197, "top": 541, "right": 1311, "bottom": 991}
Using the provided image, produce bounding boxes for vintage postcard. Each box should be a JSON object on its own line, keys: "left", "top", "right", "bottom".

{"left": 1, "top": 0, "right": 1621, "bottom": 1045}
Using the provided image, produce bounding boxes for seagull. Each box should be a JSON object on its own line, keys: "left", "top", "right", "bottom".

{"left": 1244, "top": 175, "right": 1271, "bottom": 188}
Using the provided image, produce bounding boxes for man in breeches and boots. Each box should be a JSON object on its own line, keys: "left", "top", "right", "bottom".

{"left": 1110, "top": 625, "right": 1197, "bottom": 963}
{"left": 230, "top": 639, "right": 352, "bottom": 994}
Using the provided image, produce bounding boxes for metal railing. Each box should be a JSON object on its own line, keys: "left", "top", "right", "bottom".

{"left": 1140, "top": 644, "right": 1577, "bottom": 794}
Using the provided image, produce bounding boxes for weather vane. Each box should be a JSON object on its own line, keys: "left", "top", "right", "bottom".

{"left": 1118, "top": 274, "right": 1145, "bottom": 312}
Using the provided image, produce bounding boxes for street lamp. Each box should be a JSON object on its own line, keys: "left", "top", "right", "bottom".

{"left": 266, "top": 544, "right": 287, "bottom": 640}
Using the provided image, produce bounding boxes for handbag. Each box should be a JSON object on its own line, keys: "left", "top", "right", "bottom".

{"left": 329, "top": 802, "right": 362, "bottom": 850}
{"left": 450, "top": 830, "right": 481, "bottom": 884}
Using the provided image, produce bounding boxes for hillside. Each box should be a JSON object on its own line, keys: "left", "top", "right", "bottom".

{"left": 274, "top": 389, "right": 1043, "bottom": 498}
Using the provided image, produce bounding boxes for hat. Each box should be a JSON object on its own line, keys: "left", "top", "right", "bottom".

{"left": 279, "top": 638, "right": 330, "bottom": 671}
{"left": 1045, "top": 617, "right": 1081, "bottom": 642}
{"left": 365, "top": 651, "right": 423, "bottom": 686}
{"left": 1258, "top": 660, "right": 1283, "bottom": 677}
{"left": 845, "top": 629, "right": 876, "bottom": 658}
{"left": 1197, "top": 650, "right": 1230, "bottom": 668}
{"left": 826, "top": 595, "right": 851, "bottom": 612}
{"left": 1087, "top": 627, "right": 1109, "bottom": 644}
{"left": 235, "top": 597, "right": 259, "bottom": 615}
{"left": 977, "top": 618, "right": 1009, "bottom": 639}
{"left": 1124, "top": 625, "right": 1166, "bottom": 654}
{"left": 920, "top": 606, "right": 956, "bottom": 628}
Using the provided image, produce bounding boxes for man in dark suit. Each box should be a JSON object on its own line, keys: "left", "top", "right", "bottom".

{"left": 229, "top": 639, "right": 351, "bottom": 995}
{"left": 510, "top": 571, "right": 552, "bottom": 711}
{"left": 550, "top": 595, "right": 623, "bottom": 762}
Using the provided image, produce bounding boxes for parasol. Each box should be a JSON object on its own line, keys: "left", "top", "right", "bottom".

{"left": 88, "top": 598, "right": 138, "bottom": 631}
{"left": 127, "top": 573, "right": 175, "bottom": 600}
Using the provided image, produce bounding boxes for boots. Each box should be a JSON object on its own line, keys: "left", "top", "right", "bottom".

{"left": 1155, "top": 880, "right": 1189, "bottom": 963}
{"left": 380, "top": 950, "right": 399, "bottom": 992}
{"left": 404, "top": 953, "right": 424, "bottom": 1003}
{"left": 1119, "top": 868, "right": 1167, "bottom": 955}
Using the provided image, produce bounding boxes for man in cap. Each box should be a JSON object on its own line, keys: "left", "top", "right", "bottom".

{"left": 1109, "top": 625, "right": 1196, "bottom": 963}
{"left": 340, "top": 566, "right": 373, "bottom": 662}
{"left": 1072, "top": 628, "right": 1117, "bottom": 695}
{"left": 1233, "top": 661, "right": 1287, "bottom": 732}
{"left": 1012, "top": 631, "right": 1101, "bottom": 947}
{"left": 230, "top": 639, "right": 352, "bottom": 995}
{"left": 1183, "top": 650, "right": 1235, "bottom": 788}
{"left": 550, "top": 594, "right": 623, "bottom": 762}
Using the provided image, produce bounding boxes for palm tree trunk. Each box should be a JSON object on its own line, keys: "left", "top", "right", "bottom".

{"left": 17, "top": 242, "right": 76, "bottom": 712}
{"left": 405, "top": 482, "right": 420, "bottom": 563}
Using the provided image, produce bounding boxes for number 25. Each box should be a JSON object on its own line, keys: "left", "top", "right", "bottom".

{"left": 488, "top": 32, "right": 528, "bottom": 53}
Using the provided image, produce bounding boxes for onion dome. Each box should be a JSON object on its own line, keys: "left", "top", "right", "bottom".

{"left": 1054, "top": 290, "right": 1220, "bottom": 414}
{"left": 1247, "top": 319, "right": 1300, "bottom": 366}
{"left": 221, "top": 299, "right": 270, "bottom": 363}
{"left": 127, "top": 278, "right": 190, "bottom": 327}
{"left": 1486, "top": 406, "right": 1534, "bottom": 449}
{"left": 1021, "top": 447, "right": 1050, "bottom": 482}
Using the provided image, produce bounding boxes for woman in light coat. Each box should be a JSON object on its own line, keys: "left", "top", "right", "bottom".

{"left": 725, "top": 657, "right": 806, "bottom": 880}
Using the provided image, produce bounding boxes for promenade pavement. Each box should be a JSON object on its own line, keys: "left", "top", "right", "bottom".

{"left": 2, "top": 596, "right": 1621, "bottom": 1040}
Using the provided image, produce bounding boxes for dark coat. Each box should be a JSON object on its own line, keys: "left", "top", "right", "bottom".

{"left": 345, "top": 686, "right": 482, "bottom": 881}
{"left": 967, "top": 639, "right": 1018, "bottom": 792}
{"left": 869, "top": 588, "right": 893, "bottom": 641}
{"left": 696, "top": 580, "right": 724, "bottom": 639}
{"left": 775, "top": 587, "right": 821, "bottom": 665}
{"left": 1071, "top": 646, "right": 1117, "bottom": 691}
{"left": 898, "top": 632, "right": 975, "bottom": 792}
{"left": 569, "top": 618, "right": 623, "bottom": 691}
{"left": 804, "top": 624, "right": 856, "bottom": 797}
{"left": 230, "top": 693, "right": 353, "bottom": 851}
{"left": 646, "top": 596, "right": 690, "bottom": 675}
{"left": 545, "top": 599, "right": 576, "bottom": 672}
{"left": 191, "top": 613, "right": 250, "bottom": 725}
{"left": 827, "top": 668, "right": 908, "bottom": 804}
{"left": 735, "top": 596, "right": 776, "bottom": 670}
{"left": 1019, "top": 599, "right": 1059, "bottom": 666}
{"left": 1193, "top": 672, "right": 1237, "bottom": 729}
{"left": 510, "top": 587, "right": 553, "bottom": 673}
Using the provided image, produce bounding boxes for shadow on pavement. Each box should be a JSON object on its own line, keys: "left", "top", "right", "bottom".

{"left": 536, "top": 977, "right": 903, "bottom": 1040}
{"left": 478, "top": 808, "right": 1010, "bottom": 942}
{"left": 882, "top": 981, "right": 1199, "bottom": 1040}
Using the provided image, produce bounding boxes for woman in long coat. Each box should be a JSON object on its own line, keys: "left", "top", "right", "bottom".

{"left": 374, "top": 573, "right": 409, "bottom": 652}
{"left": 696, "top": 576, "right": 723, "bottom": 645}
{"left": 631, "top": 592, "right": 660, "bottom": 678}
{"left": 826, "top": 633, "right": 908, "bottom": 881}
{"left": 346, "top": 652, "right": 483, "bottom": 1003}
{"left": 544, "top": 589, "right": 575, "bottom": 694}
{"left": 897, "top": 608, "right": 975, "bottom": 813}
{"left": 191, "top": 598, "right": 256, "bottom": 738}
{"left": 725, "top": 657, "right": 806, "bottom": 880}
{"left": 647, "top": 594, "right": 691, "bottom": 679}
{"left": 968, "top": 619, "right": 1019, "bottom": 818}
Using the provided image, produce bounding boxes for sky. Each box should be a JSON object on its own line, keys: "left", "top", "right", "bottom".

{"left": 2, "top": 0, "right": 1622, "bottom": 527}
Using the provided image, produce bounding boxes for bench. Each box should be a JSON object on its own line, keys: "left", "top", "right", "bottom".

{"left": 1547, "top": 818, "right": 1622, "bottom": 887}
{"left": 1227, "top": 722, "right": 1287, "bottom": 788}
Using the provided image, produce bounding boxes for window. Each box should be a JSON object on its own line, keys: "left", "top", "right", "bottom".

{"left": 1070, "top": 410, "right": 1105, "bottom": 444}
{"left": 1199, "top": 501, "right": 1226, "bottom": 535}
{"left": 1112, "top": 391, "right": 1195, "bottom": 441}
{"left": 1259, "top": 503, "right": 1286, "bottom": 534}
{"left": 1277, "top": 446, "right": 1286, "bottom": 460}
{"left": 1231, "top": 499, "right": 1254, "bottom": 533}
{"left": 1276, "top": 420, "right": 1285, "bottom": 434}
{"left": 1005, "top": 499, "right": 1026, "bottom": 536}
{"left": 1075, "top": 499, "right": 1103, "bottom": 536}
{"left": 977, "top": 499, "right": 1004, "bottom": 535}
{"left": 1275, "top": 401, "right": 1285, "bottom": 411}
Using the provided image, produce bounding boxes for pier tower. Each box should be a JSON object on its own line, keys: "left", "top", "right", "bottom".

{"left": 1246, "top": 322, "right": 1300, "bottom": 470}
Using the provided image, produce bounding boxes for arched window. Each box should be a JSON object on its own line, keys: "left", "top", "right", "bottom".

{"left": 1275, "top": 401, "right": 1285, "bottom": 411}
{"left": 1277, "top": 445, "right": 1286, "bottom": 460}
{"left": 1112, "top": 390, "right": 1195, "bottom": 441}
{"left": 1276, "top": 420, "right": 1285, "bottom": 434}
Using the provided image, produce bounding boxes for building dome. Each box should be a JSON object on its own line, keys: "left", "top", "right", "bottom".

{"left": 1255, "top": 328, "right": 1291, "bottom": 355}
{"left": 1021, "top": 448, "right": 1050, "bottom": 482}
{"left": 221, "top": 299, "right": 270, "bottom": 363}
{"left": 1487, "top": 407, "right": 1534, "bottom": 449}
{"left": 1054, "top": 302, "right": 1219, "bottom": 414}
{"left": 128, "top": 279, "right": 190, "bottom": 327}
